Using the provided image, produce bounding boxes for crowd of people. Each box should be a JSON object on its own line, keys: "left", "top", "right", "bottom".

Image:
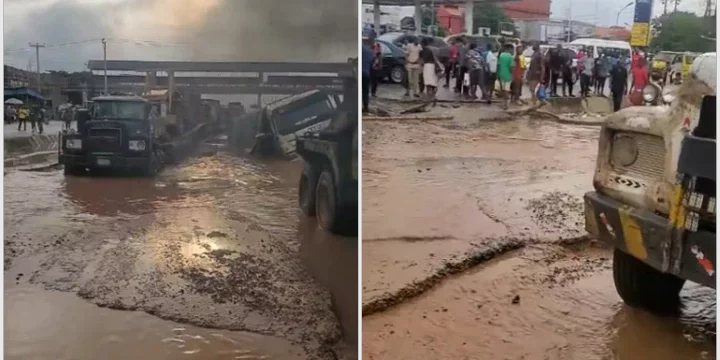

{"left": 361, "top": 34, "right": 651, "bottom": 113}
{"left": 5, "top": 104, "right": 48, "bottom": 134}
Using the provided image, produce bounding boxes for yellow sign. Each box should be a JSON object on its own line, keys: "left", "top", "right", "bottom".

{"left": 631, "top": 23, "right": 651, "bottom": 47}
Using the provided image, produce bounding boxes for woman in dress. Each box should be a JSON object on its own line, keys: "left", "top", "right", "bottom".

{"left": 420, "top": 37, "right": 439, "bottom": 101}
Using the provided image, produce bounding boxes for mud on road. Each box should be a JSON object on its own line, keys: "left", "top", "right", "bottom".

{"left": 361, "top": 107, "right": 716, "bottom": 359}
{"left": 5, "top": 151, "right": 357, "bottom": 360}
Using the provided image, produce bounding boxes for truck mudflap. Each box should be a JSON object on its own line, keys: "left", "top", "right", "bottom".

{"left": 585, "top": 191, "right": 716, "bottom": 288}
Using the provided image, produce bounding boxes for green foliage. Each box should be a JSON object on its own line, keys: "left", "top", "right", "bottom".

{"left": 472, "top": 4, "right": 513, "bottom": 35}
{"left": 420, "top": 6, "right": 448, "bottom": 37}
{"left": 651, "top": 12, "right": 716, "bottom": 52}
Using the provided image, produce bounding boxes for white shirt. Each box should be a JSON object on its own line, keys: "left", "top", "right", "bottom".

{"left": 486, "top": 51, "right": 497, "bottom": 74}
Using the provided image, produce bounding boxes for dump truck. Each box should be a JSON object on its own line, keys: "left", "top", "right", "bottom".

{"left": 584, "top": 52, "right": 716, "bottom": 313}
{"left": 297, "top": 58, "right": 358, "bottom": 235}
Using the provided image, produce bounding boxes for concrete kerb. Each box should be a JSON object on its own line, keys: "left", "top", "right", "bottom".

{"left": 5, "top": 134, "right": 60, "bottom": 167}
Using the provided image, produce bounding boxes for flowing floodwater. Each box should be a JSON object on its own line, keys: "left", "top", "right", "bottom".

{"left": 4, "top": 150, "right": 357, "bottom": 359}
{"left": 361, "top": 114, "right": 716, "bottom": 360}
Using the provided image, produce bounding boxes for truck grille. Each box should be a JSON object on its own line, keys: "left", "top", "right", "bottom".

{"left": 613, "top": 132, "right": 666, "bottom": 180}
{"left": 88, "top": 127, "right": 122, "bottom": 152}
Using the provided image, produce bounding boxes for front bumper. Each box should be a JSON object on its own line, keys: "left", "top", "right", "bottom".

{"left": 585, "top": 191, "right": 716, "bottom": 288}
{"left": 60, "top": 153, "right": 150, "bottom": 171}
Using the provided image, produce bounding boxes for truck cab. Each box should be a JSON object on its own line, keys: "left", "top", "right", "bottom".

{"left": 59, "top": 95, "right": 161, "bottom": 176}
{"left": 584, "top": 52, "right": 716, "bottom": 313}
{"left": 296, "top": 58, "right": 358, "bottom": 235}
{"left": 252, "top": 89, "right": 341, "bottom": 157}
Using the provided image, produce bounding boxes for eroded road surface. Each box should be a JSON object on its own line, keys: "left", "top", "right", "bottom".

{"left": 5, "top": 150, "right": 357, "bottom": 360}
{"left": 362, "top": 106, "right": 716, "bottom": 360}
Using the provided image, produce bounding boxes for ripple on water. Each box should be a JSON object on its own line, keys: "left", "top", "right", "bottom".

{"left": 4, "top": 286, "right": 305, "bottom": 360}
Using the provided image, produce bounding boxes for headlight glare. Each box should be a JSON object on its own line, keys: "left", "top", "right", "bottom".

{"left": 65, "top": 139, "right": 82, "bottom": 149}
{"left": 129, "top": 140, "right": 146, "bottom": 151}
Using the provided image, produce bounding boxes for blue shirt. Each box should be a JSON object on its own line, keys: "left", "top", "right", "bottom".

{"left": 362, "top": 45, "right": 374, "bottom": 76}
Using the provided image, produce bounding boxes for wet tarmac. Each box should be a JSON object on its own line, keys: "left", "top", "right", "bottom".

{"left": 4, "top": 149, "right": 357, "bottom": 359}
{"left": 361, "top": 107, "right": 716, "bottom": 359}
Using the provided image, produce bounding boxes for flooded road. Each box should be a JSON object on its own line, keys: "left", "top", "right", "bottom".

{"left": 361, "top": 109, "right": 716, "bottom": 359}
{"left": 5, "top": 151, "right": 357, "bottom": 359}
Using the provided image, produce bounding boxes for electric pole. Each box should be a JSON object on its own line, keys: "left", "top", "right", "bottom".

{"left": 566, "top": 2, "right": 572, "bottom": 42}
{"left": 102, "top": 38, "right": 108, "bottom": 94}
{"left": 29, "top": 42, "right": 45, "bottom": 92}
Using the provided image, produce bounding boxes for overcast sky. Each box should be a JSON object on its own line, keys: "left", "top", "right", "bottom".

{"left": 550, "top": 0, "right": 707, "bottom": 26}
{"left": 3, "top": 0, "right": 357, "bottom": 72}
{"left": 3, "top": 0, "right": 707, "bottom": 72}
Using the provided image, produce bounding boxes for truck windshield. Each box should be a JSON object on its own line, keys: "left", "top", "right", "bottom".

{"left": 93, "top": 101, "right": 147, "bottom": 120}
{"left": 273, "top": 98, "right": 336, "bottom": 135}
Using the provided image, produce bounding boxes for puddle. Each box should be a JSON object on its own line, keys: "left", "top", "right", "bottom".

{"left": 5, "top": 286, "right": 304, "bottom": 360}
{"left": 362, "top": 246, "right": 716, "bottom": 360}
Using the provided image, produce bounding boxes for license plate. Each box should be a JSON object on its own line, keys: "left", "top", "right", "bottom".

{"left": 96, "top": 158, "right": 110, "bottom": 166}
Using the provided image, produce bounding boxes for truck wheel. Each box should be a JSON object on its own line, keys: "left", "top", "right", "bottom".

{"left": 316, "top": 170, "right": 339, "bottom": 232}
{"left": 613, "top": 248, "right": 685, "bottom": 314}
{"left": 63, "top": 165, "right": 85, "bottom": 176}
{"left": 299, "top": 164, "right": 318, "bottom": 216}
{"left": 141, "top": 153, "right": 159, "bottom": 177}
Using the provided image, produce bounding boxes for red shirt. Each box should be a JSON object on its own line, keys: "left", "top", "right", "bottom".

{"left": 449, "top": 45, "right": 458, "bottom": 59}
{"left": 632, "top": 66, "right": 648, "bottom": 90}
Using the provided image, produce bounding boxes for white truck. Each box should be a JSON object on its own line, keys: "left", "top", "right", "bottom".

{"left": 584, "top": 52, "right": 716, "bottom": 313}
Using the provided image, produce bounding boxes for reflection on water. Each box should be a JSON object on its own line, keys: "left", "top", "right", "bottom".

{"left": 5, "top": 286, "right": 304, "bottom": 360}
{"left": 4, "top": 152, "right": 357, "bottom": 359}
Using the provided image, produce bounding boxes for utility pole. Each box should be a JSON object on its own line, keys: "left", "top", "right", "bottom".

{"left": 102, "top": 38, "right": 108, "bottom": 94}
{"left": 566, "top": 2, "right": 572, "bottom": 42}
{"left": 29, "top": 42, "right": 45, "bottom": 92}
{"left": 673, "top": 0, "right": 680, "bottom": 13}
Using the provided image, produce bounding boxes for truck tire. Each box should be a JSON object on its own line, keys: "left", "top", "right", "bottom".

{"left": 64, "top": 165, "right": 85, "bottom": 176}
{"left": 141, "top": 153, "right": 160, "bottom": 177}
{"left": 613, "top": 248, "right": 685, "bottom": 314}
{"left": 316, "top": 170, "right": 338, "bottom": 232}
{"left": 299, "top": 163, "right": 318, "bottom": 216}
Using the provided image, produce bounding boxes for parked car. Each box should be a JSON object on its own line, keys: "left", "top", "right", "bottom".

{"left": 377, "top": 32, "right": 450, "bottom": 66}
{"left": 376, "top": 39, "right": 406, "bottom": 84}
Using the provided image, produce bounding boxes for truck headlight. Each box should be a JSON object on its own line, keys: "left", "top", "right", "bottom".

{"left": 662, "top": 86, "right": 677, "bottom": 104}
{"left": 610, "top": 134, "right": 638, "bottom": 167}
{"left": 65, "top": 139, "right": 82, "bottom": 149}
{"left": 642, "top": 85, "right": 658, "bottom": 102}
{"left": 129, "top": 140, "right": 146, "bottom": 151}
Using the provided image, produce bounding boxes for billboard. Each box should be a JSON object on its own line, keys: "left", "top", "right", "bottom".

{"left": 631, "top": 0, "right": 653, "bottom": 46}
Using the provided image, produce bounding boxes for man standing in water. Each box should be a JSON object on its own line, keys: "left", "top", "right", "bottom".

{"left": 610, "top": 56, "right": 629, "bottom": 112}
{"left": 497, "top": 44, "right": 514, "bottom": 109}
{"left": 526, "top": 43, "right": 543, "bottom": 105}
{"left": 361, "top": 38, "right": 374, "bottom": 113}
{"left": 484, "top": 44, "right": 497, "bottom": 104}
{"left": 404, "top": 38, "right": 422, "bottom": 98}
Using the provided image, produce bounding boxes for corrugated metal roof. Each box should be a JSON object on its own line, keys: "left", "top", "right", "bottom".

{"left": 4, "top": 87, "right": 46, "bottom": 101}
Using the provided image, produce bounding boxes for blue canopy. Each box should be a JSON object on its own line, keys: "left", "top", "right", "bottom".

{"left": 4, "top": 87, "right": 46, "bottom": 101}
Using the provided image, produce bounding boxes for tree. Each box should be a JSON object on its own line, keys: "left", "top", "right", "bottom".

{"left": 420, "top": 6, "right": 448, "bottom": 37}
{"left": 651, "top": 12, "right": 716, "bottom": 52}
{"left": 472, "top": 4, "right": 514, "bottom": 35}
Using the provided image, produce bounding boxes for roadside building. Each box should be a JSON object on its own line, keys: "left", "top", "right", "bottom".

{"left": 514, "top": 18, "right": 595, "bottom": 43}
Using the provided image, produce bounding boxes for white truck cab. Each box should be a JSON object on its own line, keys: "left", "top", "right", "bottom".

{"left": 584, "top": 52, "right": 716, "bottom": 313}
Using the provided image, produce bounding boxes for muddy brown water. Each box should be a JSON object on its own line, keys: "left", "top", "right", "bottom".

{"left": 4, "top": 151, "right": 357, "bottom": 359}
{"left": 362, "top": 115, "right": 715, "bottom": 360}
{"left": 363, "top": 244, "right": 716, "bottom": 360}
